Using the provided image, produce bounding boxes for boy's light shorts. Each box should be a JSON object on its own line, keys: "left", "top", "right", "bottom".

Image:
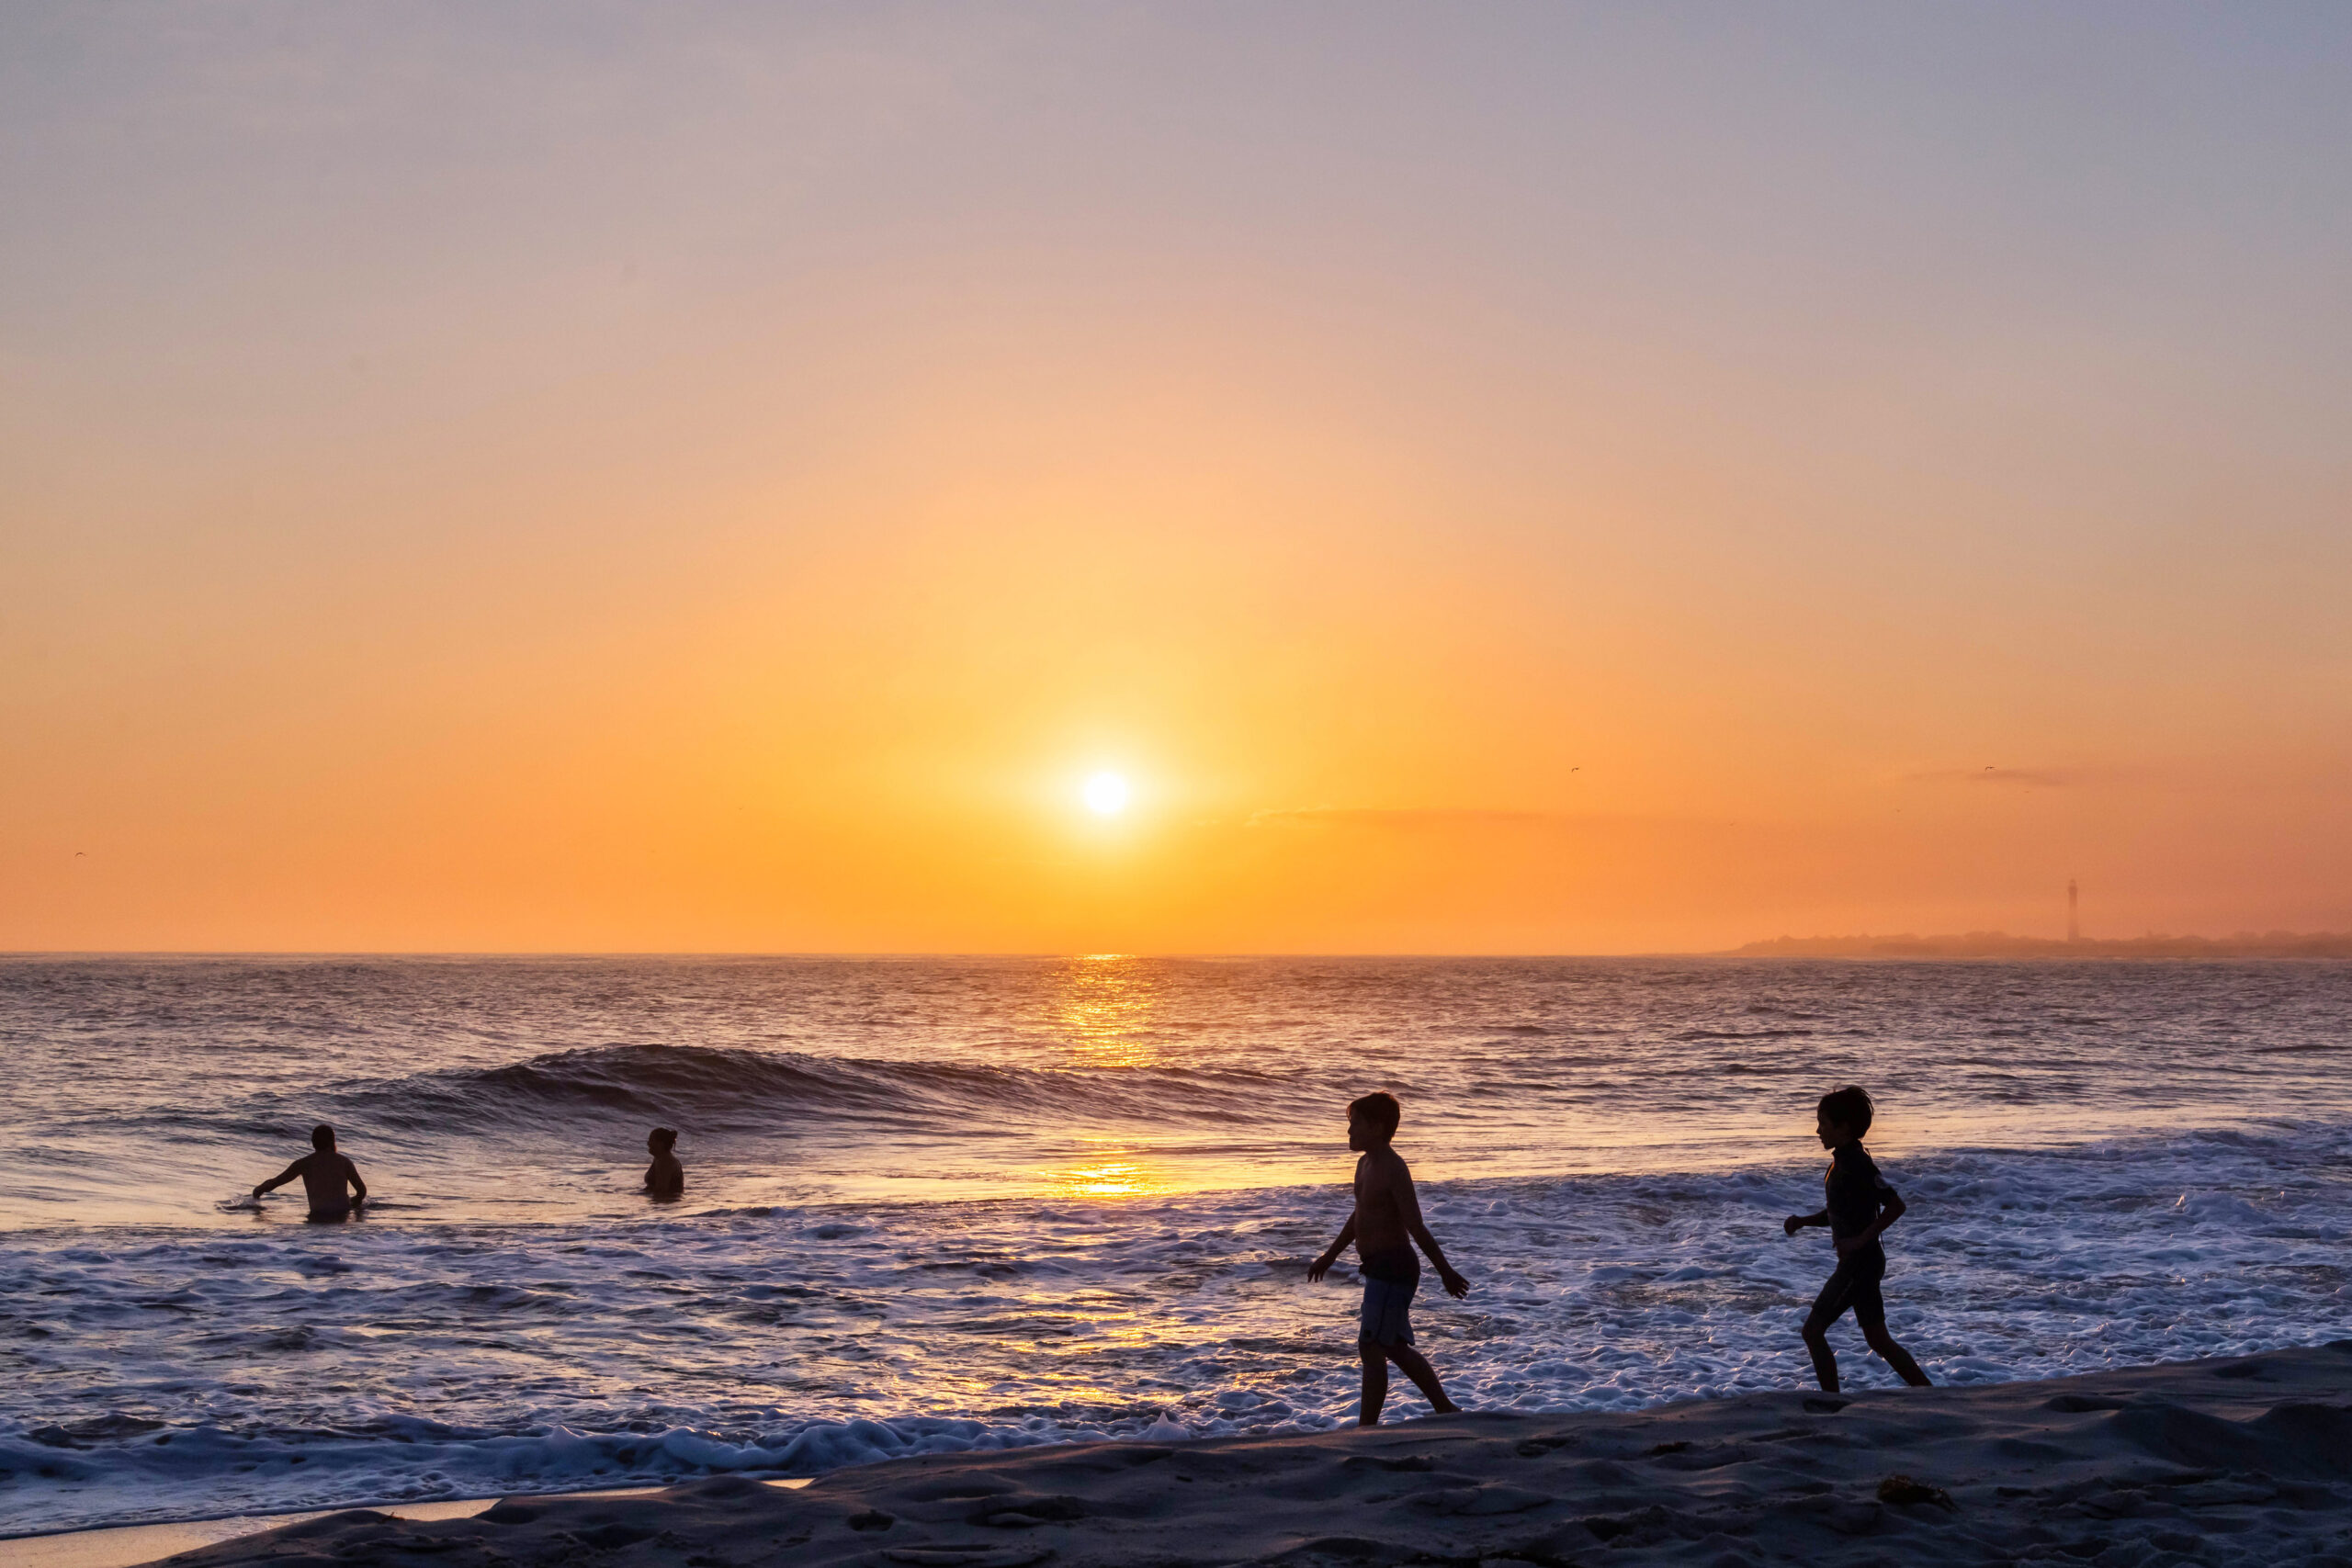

{"left": 1359, "top": 1275, "right": 1418, "bottom": 1347}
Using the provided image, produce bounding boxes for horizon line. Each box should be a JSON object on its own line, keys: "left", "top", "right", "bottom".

{"left": 6, "top": 938, "right": 2350, "bottom": 962}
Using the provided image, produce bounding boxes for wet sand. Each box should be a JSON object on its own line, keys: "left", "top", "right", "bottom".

{"left": 116, "top": 1345, "right": 2352, "bottom": 1568}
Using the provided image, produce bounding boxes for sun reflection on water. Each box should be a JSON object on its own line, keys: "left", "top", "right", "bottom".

{"left": 1042, "top": 1137, "right": 1176, "bottom": 1200}
{"left": 1049, "top": 953, "right": 1161, "bottom": 1068}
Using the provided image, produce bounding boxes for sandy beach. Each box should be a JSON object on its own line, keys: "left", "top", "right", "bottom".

{"left": 125, "top": 1345, "right": 2352, "bottom": 1568}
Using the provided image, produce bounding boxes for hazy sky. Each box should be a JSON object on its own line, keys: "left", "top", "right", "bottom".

{"left": 6, "top": 3, "right": 2350, "bottom": 953}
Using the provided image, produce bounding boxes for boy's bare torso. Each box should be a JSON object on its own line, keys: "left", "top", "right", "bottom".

{"left": 1351, "top": 1146, "right": 1413, "bottom": 1260}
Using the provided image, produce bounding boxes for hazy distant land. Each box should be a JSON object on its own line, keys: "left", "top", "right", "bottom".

{"left": 1735, "top": 930, "right": 2352, "bottom": 958}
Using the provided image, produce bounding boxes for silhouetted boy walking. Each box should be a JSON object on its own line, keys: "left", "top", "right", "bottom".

{"left": 1784, "top": 1085, "right": 1932, "bottom": 1392}
{"left": 1308, "top": 1091, "right": 1470, "bottom": 1425}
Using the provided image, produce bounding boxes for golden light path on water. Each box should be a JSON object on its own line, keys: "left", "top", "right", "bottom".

{"left": 1051, "top": 953, "right": 1160, "bottom": 1069}
{"left": 1037, "top": 954, "right": 1187, "bottom": 1200}
{"left": 999, "top": 955, "right": 1177, "bottom": 1390}
{"left": 1043, "top": 1138, "right": 1167, "bottom": 1201}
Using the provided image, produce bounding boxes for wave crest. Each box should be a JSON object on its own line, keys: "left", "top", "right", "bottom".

{"left": 341, "top": 1043, "right": 1313, "bottom": 1134}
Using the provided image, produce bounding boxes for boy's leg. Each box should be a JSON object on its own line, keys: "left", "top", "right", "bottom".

{"left": 1358, "top": 1342, "right": 1390, "bottom": 1426}
{"left": 1383, "top": 1342, "right": 1461, "bottom": 1415}
{"left": 1860, "top": 1324, "right": 1932, "bottom": 1387}
{"left": 1851, "top": 1272, "right": 1931, "bottom": 1387}
{"left": 1802, "top": 1266, "right": 1860, "bottom": 1393}
{"left": 1357, "top": 1276, "right": 1425, "bottom": 1424}
{"left": 1800, "top": 1313, "right": 1840, "bottom": 1392}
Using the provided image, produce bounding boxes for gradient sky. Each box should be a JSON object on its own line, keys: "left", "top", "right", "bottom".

{"left": 6, "top": 3, "right": 2350, "bottom": 953}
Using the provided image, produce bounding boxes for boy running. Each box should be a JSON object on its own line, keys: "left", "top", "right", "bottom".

{"left": 1307, "top": 1091, "right": 1470, "bottom": 1425}
{"left": 1783, "top": 1085, "right": 1932, "bottom": 1392}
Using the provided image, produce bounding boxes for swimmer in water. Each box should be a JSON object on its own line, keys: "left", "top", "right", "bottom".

{"left": 644, "top": 1126, "right": 683, "bottom": 1201}
{"left": 253, "top": 1124, "right": 368, "bottom": 1222}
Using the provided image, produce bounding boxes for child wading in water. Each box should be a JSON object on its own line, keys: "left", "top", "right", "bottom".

{"left": 644, "top": 1127, "right": 684, "bottom": 1201}
{"left": 1308, "top": 1091, "right": 1471, "bottom": 1425}
{"left": 1784, "top": 1085, "right": 1933, "bottom": 1392}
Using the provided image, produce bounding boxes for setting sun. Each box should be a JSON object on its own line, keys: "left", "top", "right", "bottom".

{"left": 1082, "top": 772, "right": 1132, "bottom": 816}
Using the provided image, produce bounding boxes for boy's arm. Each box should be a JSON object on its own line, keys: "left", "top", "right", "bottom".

{"left": 1782, "top": 1207, "right": 1829, "bottom": 1236}
{"left": 1306, "top": 1215, "right": 1357, "bottom": 1282}
{"left": 1825, "top": 1189, "right": 1900, "bottom": 1259}
{"left": 1395, "top": 1164, "right": 1469, "bottom": 1299}
{"left": 1836, "top": 1188, "right": 1905, "bottom": 1257}
{"left": 254, "top": 1158, "right": 305, "bottom": 1199}
{"left": 346, "top": 1160, "right": 367, "bottom": 1205}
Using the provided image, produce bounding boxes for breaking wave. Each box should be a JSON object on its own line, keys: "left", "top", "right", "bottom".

{"left": 333, "top": 1044, "right": 1326, "bottom": 1136}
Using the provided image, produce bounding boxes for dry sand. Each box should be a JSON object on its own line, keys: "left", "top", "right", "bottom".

{"left": 0, "top": 1495, "right": 710, "bottom": 1568}
{"left": 0, "top": 1500, "right": 513, "bottom": 1568}
{"left": 137, "top": 1347, "right": 2352, "bottom": 1568}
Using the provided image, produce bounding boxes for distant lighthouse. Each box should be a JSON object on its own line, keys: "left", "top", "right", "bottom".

{"left": 2067, "top": 879, "right": 2079, "bottom": 943}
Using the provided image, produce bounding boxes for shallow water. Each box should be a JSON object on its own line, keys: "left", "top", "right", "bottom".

{"left": 4, "top": 956, "right": 2349, "bottom": 1533}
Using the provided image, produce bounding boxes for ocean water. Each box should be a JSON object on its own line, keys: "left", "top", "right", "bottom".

{"left": 3, "top": 955, "right": 2349, "bottom": 1535}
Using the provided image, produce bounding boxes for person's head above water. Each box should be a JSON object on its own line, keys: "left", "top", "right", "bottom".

{"left": 648, "top": 1127, "right": 678, "bottom": 1155}
{"left": 1815, "top": 1085, "right": 1874, "bottom": 1147}
{"left": 1347, "top": 1091, "right": 1402, "bottom": 1151}
{"left": 311, "top": 1123, "right": 336, "bottom": 1152}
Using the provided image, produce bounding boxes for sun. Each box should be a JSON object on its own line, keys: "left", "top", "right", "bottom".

{"left": 1082, "top": 771, "right": 1132, "bottom": 815}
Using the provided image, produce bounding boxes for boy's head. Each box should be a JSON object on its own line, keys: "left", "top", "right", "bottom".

{"left": 1815, "top": 1086, "right": 1874, "bottom": 1146}
{"left": 311, "top": 1123, "right": 336, "bottom": 1152}
{"left": 1347, "top": 1091, "right": 1401, "bottom": 1151}
{"left": 648, "top": 1127, "right": 678, "bottom": 1155}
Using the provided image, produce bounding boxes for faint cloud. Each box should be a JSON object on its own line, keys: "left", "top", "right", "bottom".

{"left": 1247, "top": 807, "right": 1556, "bottom": 829}
{"left": 1900, "top": 766, "right": 2081, "bottom": 789}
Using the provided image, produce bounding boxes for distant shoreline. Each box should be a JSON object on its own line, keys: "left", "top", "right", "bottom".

{"left": 1732, "top": 931, "right": 2352, "bottom": 959}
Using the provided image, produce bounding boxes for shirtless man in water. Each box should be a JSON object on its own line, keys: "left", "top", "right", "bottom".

{"left": 1307, "top": 1091, "right": 1470, "bottom": 1425}
{"left": 254, "top": 1124, "right": 368, "bottom": 1221}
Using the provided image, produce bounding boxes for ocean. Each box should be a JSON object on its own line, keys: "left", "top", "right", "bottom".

{"left": 3, "top": 955, "right": 2348, "bottom": 1536}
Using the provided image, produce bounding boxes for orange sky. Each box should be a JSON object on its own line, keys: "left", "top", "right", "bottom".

{"left": 6, "top": 6, "right": 2350, "bottom": 953}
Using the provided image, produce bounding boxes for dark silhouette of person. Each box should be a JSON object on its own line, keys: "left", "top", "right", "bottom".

{"left": 1784, "top": 1085, "right": 1932, "bottom": 1392}
{"left": 254, "top": 1123, "right": 368, "bottom": 1222}
{"left": 644, "top": 1127, "right": 683, "bottom": 1201}
{"left": 1307, "top": 1091, "right": 1470, "bottom": 1425}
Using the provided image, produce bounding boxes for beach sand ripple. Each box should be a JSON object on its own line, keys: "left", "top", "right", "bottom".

{"left": 147, "top": 1344, "right": 2352, "bottom": 1568}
